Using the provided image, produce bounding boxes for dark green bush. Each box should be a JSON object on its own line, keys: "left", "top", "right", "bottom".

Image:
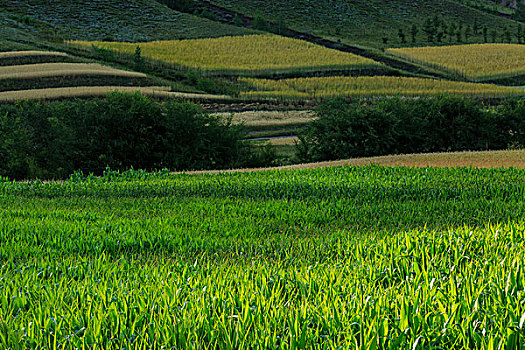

{"left": 0, "top": 92, "right": 255, "bottom": 180}
{"left": 299, "top": 96, "right": 524, "bottom": 162}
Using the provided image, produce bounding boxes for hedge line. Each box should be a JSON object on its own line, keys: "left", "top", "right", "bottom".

{"left": 298, "top": 96, "right": 525, "bottom": 162}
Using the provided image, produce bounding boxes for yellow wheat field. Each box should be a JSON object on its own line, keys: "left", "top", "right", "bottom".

{"left": 240, "top": 76, "right": 525, "bottom": 99}
{"left": 0, "top": 51, "right": 68, "bottom": 59}
{"left": 0, "top": 63, "right": 146, "bottom": 80}
{"left": 0, "top": 86, "right": 230, "bottom": 102}
{"left": 72, "top": 35, "right": 381, "bottom": 75}
{"left": 387, "top": 44, "right": 525, "bottom": 81}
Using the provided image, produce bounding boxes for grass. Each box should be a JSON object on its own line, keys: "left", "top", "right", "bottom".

{"left": 387, "top": 44, "right": 525, "bottom": 81}
{"left": 72, "top": 35, "right": 382, "bottom": 76}
{"left": 0, "top": 63, "right": 147, "bottom": 80}
{"left": 3, "top": 0, "right": 252, "bottom": 42}
{"left": 1, "top": 166, "right": 525, "bottom": 348}
{"left": 240, "top": 76, "right": 525, "bottom": 99}
{"left": 208, "top": 0, "right": 520, "bottom": 47}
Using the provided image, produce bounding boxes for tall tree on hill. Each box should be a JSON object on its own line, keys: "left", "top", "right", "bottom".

{"left": 411, "top": 24, "right": 419, "bottom": 43}
{"left": 504, "top": 26, "right": 512, "bottom": 43}
{"left": 517, "top": 25, "right": 523, "bottom": 44}
{"left": 398, "top": 28, "right": 407, "bottom": 44}
{"left": 465, "top": 25, "right": 473, "bottom": 42}
{"left": 483, "top": 26, "right": 488, "bottom": 43}
{"left": 423, "top": 17, "right": 435, "bottom": 42}
{"left": 490, "top": 29, "right": 498, "bottom": 43}
{"left": 474, "top": 18, "right": 479, "bottom": 35}
{"left": 448, "top": 22, "right": 457, "bottom": 42}
{"left": 456, "top": 22, "right": 463, "bottom": 42}
{"left": 436, "top": 30, "right": 444, "bottom": 42}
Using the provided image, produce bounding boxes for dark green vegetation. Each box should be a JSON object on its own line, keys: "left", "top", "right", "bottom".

{"left": 206, "top": 0, "right": 520, "bottom": 46}
{"left": 1, "top": 166, "right": 525, "bottom": 348}
{"left": 0, "top": 75, "right": 156, "bottom": 92}
{"left": 299, "top": 96, "right": 525, "bottom": 162}
{"left": 2, "top": 0, "right": 251, "bottom": 42}
{"left": 0, "top": 93, "right": 266, "bottom": 180}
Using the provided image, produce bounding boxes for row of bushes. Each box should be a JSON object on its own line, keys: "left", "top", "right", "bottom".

{"left": 0, "top": 93, "right": 266, "bottom": 180}
{"left": 298, "top": 96, "right": 525, "bottom": 162}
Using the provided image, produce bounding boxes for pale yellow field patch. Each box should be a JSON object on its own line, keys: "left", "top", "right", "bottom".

{"left": 212, "top": 110, "right": 315, "bottom": 127}
{"left": 0, "top": 86, "right": 230, "bottom": 102}
{"left": 0, "top": 63, "right": 146, "bottom": 80}
{"left": 0, "top": 51, "right": 69, "bottom": 59}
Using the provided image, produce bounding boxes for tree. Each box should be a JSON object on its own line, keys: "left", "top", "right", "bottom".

{"left": 233, "top": 14, "right": 243, "bottom": 27}
{"left": 474, "top": 17, "right": 479, "bottom": 35}
{"left": 436, "top": 30, "right": 444, "bottom": 42}
{"left": 483, "top": 26, "right": 488, "bottom": 43}
{"left": 504, "top": 26, "right": 511, "bottom": 43}
{"left": 448, "top": 22, "right": 457, "bottom": 42}
{"left": 382, "top": 36, "right": 389, "bottom": 45}
{"left": 465, "top": 25, "right": 472, "bottom": 42}
{"left": 423, "top": 17, "right": 435, "bottom": 42}
{"left": 456, "top": 22, "right": 463, "bottom": 42}
{"left": 490, "top": 29, "right": 497, "bottom": 43}
{"left": 398, "top": 28, "right": 406, "bottom": 44}
{"left": 133, "top": 45, "right": 144, "bottom": 71}
{"left": 252, "top": 14, "right": 269, "bottom": 31}
{"left": 411, "top": 24, "right": 419, "bottom": 43}
{"left": 517, "top": 25, "right": 523, "bottom": 44}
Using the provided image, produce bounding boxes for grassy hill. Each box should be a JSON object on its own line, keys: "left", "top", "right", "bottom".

{"left": 2, "top": 0, "right": 252, "bottom": 43}
{"left": 207, "top": 0, "right": 522, "bottom": 46}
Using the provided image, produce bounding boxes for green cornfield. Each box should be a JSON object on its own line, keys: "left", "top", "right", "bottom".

{"left": 1, "top": 166, "right": 525, "bottom": 349}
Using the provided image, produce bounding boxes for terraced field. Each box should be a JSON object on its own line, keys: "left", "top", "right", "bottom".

{"left": 1, "top": 166, "right": 525, "bottom": 348}
{"left": 388, "top": 44, "right": 525, "bottom": 81}
{"left": 73, "top": 35, "right": 382, "bottom": 76}
{"left": 240, "top": 76, "right": 525, "bottom": 99}
{"left": 0, "top": 50, "right": 230, "bottom": 101}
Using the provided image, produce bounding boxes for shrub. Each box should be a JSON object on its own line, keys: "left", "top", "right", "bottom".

{"left": 0, "top": 93, "right": 257, "bottom": 180}
{"left": 299, "top": 96, "right": 521, "bottom": 162}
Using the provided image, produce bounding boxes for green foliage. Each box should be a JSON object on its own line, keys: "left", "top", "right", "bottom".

{"left": 0, "top": 166, "right": 525, "bottom": 347}
{"left": 0, "top": 93, "right": 256, "bottom": 179}
{"left": 252, "top": 14, "right": 270, "bottom": 31}
{"left": 512, "top": 2, "right": 525, "bottom": 22}
{"left": 299, "top": 96, "right": 525, "bottom": 162}
{"left": 133, "top": 45, "right": 144, "bottom": 71}
{"left": 411, "top": 24, "right": 419, "bottom": 43}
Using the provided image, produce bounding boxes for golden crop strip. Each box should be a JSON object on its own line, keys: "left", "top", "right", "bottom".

{"left": 240, "top": 76, "right": 525, "bottom": 99}
{"left": 0, "top": 51, "right": 68, "bottom": 59}
{"left": 0, "top": 86, "right": 230, "bottom": 102}
{"left": 0, "top": 63, "right": 147, "bottom": 80}
{"left": 387, "top": 44, "right": 525, "bottom": 81}
{"left": 71, "top": 35, "right": 381, "bottom": 75}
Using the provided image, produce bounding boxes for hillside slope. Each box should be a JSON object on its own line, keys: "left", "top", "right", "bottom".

{"left": 208, "top": 0, "right": 521, "bottom": 46}
{"left": 2, "top": 0, "right": 252, "bottom": 42}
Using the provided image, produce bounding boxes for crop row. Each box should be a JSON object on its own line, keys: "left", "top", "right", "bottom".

{"left": 1, "top": 166, "right": 524, "bottom": 348}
